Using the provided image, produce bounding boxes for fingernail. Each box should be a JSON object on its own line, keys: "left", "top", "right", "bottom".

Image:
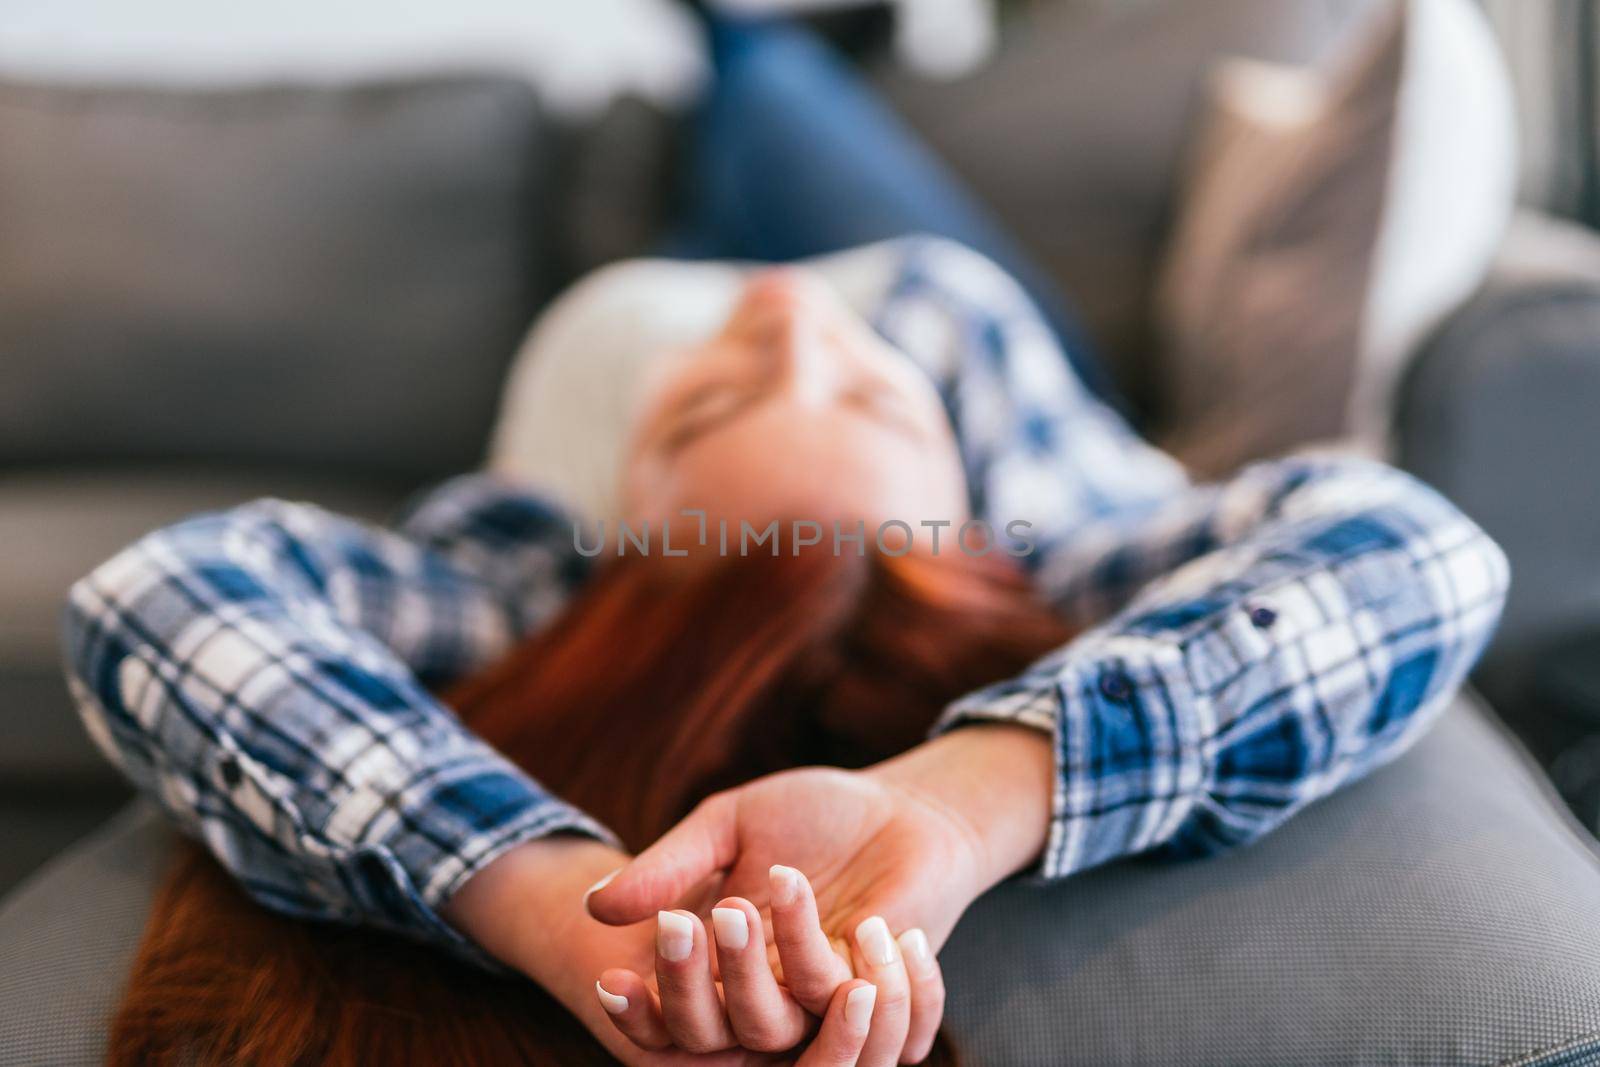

{"left": 769, "top": 864, "right": 801, "bottom": 906}
{"left": 583, "top": 867, "right": 621, "bottom": 914}
{"left": 657, "top": 910, "right": 694, "bottom": 962}
{"left": 595, "top": 980, "right": 629, "bottom": 1015}
{"left": 854, "top": 916, "right": 898, "bottom": 968}
{"left": 844, "top": 984, "right": 877, "bottom": 1032}
{"left": 711, "top": 906, "right": 749, "bottom": 950}
{"left": 898, "top": 928, "right": 934, "bottom": 977}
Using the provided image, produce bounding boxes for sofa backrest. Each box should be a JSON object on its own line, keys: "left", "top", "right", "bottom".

{"left": 0, "top": 0, "right": 698, "bottom": 483}
{"left": 0, "top": 76, "right": 563, "bottom": 482}
{"left": 0, "top": 82, "right": 677, "bottom": 485}
{"left": 0, "top": 80, "right": 569, "bottom": 483}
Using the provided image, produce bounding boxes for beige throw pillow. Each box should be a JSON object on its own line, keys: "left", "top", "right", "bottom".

{"left": 1156, "top": 0, "right": 1515, "bottom": 478}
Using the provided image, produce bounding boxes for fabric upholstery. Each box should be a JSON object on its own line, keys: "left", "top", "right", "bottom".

{"left": 0, "top": 76, "right": 550, "bottom": 481}
{"left": 941, "top": 694, "right": 1600, "bottom": 1066}
{"left": 1401, "top": 277, "right": 1600, "bottom": 706}
{"left": 3, "top": 697, "right": 1598, "bottom": 1066}
{"left": 1397, "top": 218, "right": 1600, "bottom": 832}
{"left": 0, "top": 805, "right": 171, "bottom": 1067}
{"left": 0, "top": 794, "right": 129, "bottom": 906}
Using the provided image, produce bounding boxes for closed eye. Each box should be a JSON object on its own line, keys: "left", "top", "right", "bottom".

{"left": 659, "top": 383, "right": 760, "bottom": 453}
{"left": 843, "top": 381, "right": 926, "bottom": 440}
{"left": 657, "top": 377, "right": 925, "bottom": 454}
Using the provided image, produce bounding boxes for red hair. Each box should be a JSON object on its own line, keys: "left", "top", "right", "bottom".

{"left": 110, "top": 547, "right": 1073, "bottom": 1065}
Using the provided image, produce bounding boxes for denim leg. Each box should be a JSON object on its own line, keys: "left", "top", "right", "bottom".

{"left": 667, "top": 16, "right": 1117, "bottom": 403}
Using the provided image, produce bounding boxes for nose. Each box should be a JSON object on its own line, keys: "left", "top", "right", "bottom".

{"left": 735, "top": 271, "right": 845, "bottom": 402}
{"left": 742, "top": 267, "right": 812, "bottom": 306}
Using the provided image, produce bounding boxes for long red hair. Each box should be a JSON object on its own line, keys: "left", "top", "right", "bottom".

{"left": 109, "top": 546, "right": 1073, "bottom": 1065}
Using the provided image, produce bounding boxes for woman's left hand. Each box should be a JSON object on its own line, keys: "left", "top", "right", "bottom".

{"left": 444, "top": 835, "right": 877, "bottom": 1066}
{"left": 586, "top": 723, "right": 1056, "bottom": 1065}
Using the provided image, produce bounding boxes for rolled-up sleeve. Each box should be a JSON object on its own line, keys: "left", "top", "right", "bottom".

{"left": 62, "top": 475, "right": 611, "bottom": 959}
{"left": 938, "top": 455, "right": 1510, "bottom": 877}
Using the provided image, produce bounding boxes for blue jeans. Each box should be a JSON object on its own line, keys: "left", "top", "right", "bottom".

{"left": 668, "top": 17, "right": 1116, "bottom": 403}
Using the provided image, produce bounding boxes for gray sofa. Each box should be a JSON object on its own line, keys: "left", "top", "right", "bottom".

{"left": 4, "top": 0, "right": 1600, "bottom": 1062}
{"left": 5, "top": 693, "right": 1599, "bottom": 1066}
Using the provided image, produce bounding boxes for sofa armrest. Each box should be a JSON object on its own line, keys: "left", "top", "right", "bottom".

{"left": 1397, "top": 210, "right": 1600, "bottom": 730}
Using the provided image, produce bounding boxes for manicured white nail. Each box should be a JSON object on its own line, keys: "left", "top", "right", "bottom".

{"left": 898, "top": 928, "right": 934, "bottom": 977}
{"left": 596, "top": 980, "right": 629, "bottom": 1015}
{"left": 657, "top": 910, "right": 694, "bottom": 962}
{"left": 711, "top": 907, "right": 750, "bottom": 950}
{"left": 583, "top": 867, "right": 621, "bottom": 914}
{"left": 769, "top": 864, "right": 802, "bottom": 906}
{"left": 844, "top": 984, "right": 877, "bottom": 1032}
{"left": 854, "top": 916, "right": 898, "bottom": 968}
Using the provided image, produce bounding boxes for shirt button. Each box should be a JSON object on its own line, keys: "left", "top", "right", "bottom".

{"left": 219, "top": 758, "right": 243, "bottom": 789}
{"left": 1099, "top": 670, "right": 1133, "bottom": 703}
{"left": 1249, "top": 605, "right": 1278, "bottom": 630}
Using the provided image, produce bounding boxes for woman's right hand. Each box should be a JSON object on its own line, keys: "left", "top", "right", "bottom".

{"left": 443, "top": 836, "right": 878, "bottom": 1066}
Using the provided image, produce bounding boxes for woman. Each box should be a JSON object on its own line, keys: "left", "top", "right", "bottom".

{"left": 63, "top": 19, "right": 1507, "bottom": 1067}
{"left": 104, "top": 501, "right": 1080, "bottom": 1065}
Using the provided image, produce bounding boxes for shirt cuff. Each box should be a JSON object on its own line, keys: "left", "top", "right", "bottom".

{"left": 935, "top": 635, "right": 1202, "bottom": 881}
{"left": 319, "top": 733, "right": 621, "bottom": 967}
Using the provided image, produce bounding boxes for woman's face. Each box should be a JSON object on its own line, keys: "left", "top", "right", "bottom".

{"left": 622, "top": 269, "right": 969, "bottom": 533}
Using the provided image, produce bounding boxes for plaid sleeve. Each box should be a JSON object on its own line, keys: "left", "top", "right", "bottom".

{"left": 61, "top": 475, "right": 610, "bottom": 960}
{"left": 937, "top": 454, "right": 1510, "bottom": 877}
{"left": 871, "top": 238, "right": 1511, "bottom": 876}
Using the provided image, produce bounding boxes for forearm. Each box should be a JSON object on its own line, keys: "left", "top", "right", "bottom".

{"left": 443, "top": 835, "right": 629, "bottom": 982}
{"left": 870, "top": 723, "right": 1054, "bottom": 891}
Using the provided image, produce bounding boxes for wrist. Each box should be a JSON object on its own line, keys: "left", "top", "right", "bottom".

{"left": 872, "top": 723, "right": 1054, "bottom": 889}
{"left": 442, "top": 834, "right": 629, "bottom": 984}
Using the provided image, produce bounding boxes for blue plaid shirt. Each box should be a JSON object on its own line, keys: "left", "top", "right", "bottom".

{"left": 63, "top": 237, "right": 1508, "bottom": 958}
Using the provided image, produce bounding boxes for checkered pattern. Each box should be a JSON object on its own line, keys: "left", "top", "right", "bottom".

{"left": 63, "top": 486, "right": 609, "bottom": 958}
{"left": 62, "top": 236, "right": 1508, "bottom": 956}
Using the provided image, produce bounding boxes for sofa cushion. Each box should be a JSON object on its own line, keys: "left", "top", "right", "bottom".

{"left": 0, "top": 791, "right": 129, "bottom": 900}
{"left": 0, "top": 804, "right": 175, "bottom": 1065}
{"left": 0, "top": 76, "right": 550, "bottom": 481}
{"left": 2, "top": 696, "right": 1597, "bottom": 1065}
{"left": 942, "top": 694, "right": 1600, "bottom": 1065}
